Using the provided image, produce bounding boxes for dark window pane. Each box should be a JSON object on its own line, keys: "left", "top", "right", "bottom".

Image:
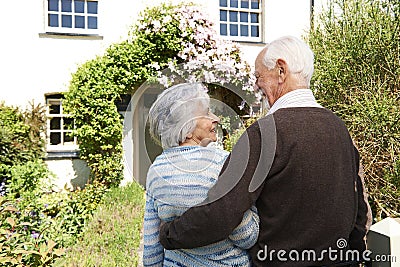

{"left": 240, "top": 12, "right": 248, "bottom": 22}
{"left": 251, "top": 12, "right": 259, "bottom": 23}
{"left": 64, "top": 118, "right": 74, "bottom": 130}
{"left": 88, "top": 16, "right": 97, "bottom": 29}
{"left": 50, "top": 117, "right": 61, "bottom": 130}
{"left": 48, "top": 0, "right": 59, "bottom": 11}
{"left": 49, "top": 103, "right": 60, "bottom": 114}
{"left": 220, "top": 23, "right": 227, "bottom": 35}
{"left": 219, "top": 0, "right": 227, "bottom": 7}
{"left": 75, "top": 0, "right": 84, "bottom": 13}
{"left": 87, "top": 1, "right": 98, "bottom": 14}
{"left": 230, "top": 24, "right": 238, "bottom": 36}
{"left": 62, "top": 15, "right": 72, "bottom": 27}
{"left": 251, "top": 0, "right": 259, "bottom": 9}
{"left": 220, "top": 10, "right": 227, "bottom": 21}
{"left": 61, "top": 0, "right": 72, "bottom": 12}
{"left": 48, "top": 14, "right": 59, "bottom": 27}
{"left": 64, "top": 132, "right": 74, "bottom": 143}
{"left": 75, "top": 16, "right": 85, "bottom": 28}
{"left": 241, "top": 0, "right": 249, "bottom": 8}
{"left": 230, "top": 0, "right": 238, "bottom": 8}
{"left": 251, "top": 25, "right": 259, "bottom": 37}
{"left": 50, "top": 132, "right": 61, "bottom": 145}
{"left": 240, "top": 24, "right": 249, "bottom": 36}
{"left": 229, "top": 11, "right": 238, "bottom": 22}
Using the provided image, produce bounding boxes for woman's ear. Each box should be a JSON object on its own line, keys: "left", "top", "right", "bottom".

{"left": 186, "top": 133, "right": 193, "bottom": 139}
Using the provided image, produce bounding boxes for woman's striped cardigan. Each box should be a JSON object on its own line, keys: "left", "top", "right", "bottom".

{"left": 143, "top": 146, "right": 259, "bottom": 267}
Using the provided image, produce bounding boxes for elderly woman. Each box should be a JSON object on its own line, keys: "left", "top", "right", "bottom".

{"left": 142, "top": 83, "right": 259, "bottom": 267}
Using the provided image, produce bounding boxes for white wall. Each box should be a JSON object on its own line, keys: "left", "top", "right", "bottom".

{"left": 46, "top": 158, "right": 91, "bottom": 190}
{"left": 0, "top": 0, "right": 314, "bottom": 108}
{"left": 0, "top": 0, "right": 147, "bottom": 108}
{"left": 193, "top": 0, "right": 312, "bottom": 66}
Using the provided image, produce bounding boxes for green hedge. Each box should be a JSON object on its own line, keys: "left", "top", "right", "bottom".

{"left": 308, "top": 0, "right": 400, "bottom": 220}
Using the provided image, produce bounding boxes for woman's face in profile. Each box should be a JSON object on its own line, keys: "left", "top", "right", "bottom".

{"left": 191, "top": 109, "right": 220, "bottom": 143}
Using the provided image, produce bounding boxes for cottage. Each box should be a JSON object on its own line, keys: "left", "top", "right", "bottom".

{"left": 0, "top": 0, "right": 325, "bottom": 189}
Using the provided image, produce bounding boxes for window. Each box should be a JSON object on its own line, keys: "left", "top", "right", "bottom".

{"left": 46, "top": 95, "right": 77, "bottom": 149}
{"left": 219, "top": 0, "right": 262, "bottom": 42}
{"left": 45, "top": 0, "right": 99, "bottom": 34}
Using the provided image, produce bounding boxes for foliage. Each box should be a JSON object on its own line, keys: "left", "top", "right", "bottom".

{"left": 0, "top": 197, "right": 64, "bottom": 266}
{"left": 308, "top": 0, "right": 400, "bottom": 220}
{"left": 223, "top": 114, "right": 263, "bottom": 152}
{"left": 53, "top": 182, "right": 145, "bottom": 267}
{"left": 0, "top": 180, "right": 108, "bottom": 266}
{"left": 64, "top": 2, "right": 255, "bottom": 186}
{"left": 31, "top": 182, "right": 109, "bottom": 248}
{"left": 0, "top": 102, "right": 46, "bottom": 185}
{"left": 6, "top": 160, "right": 51, "bottom": 206}
{"left": 0, "top": 102, "right": 111, "bottom": 266}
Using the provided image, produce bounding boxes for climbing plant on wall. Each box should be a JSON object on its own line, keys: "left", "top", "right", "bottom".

{"left": 64, "top": 2, "right": 255, "bottom": 187}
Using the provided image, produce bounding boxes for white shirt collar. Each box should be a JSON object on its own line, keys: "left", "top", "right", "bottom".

{"left": 267, "top": 89, "right": 323, "bottom": 115}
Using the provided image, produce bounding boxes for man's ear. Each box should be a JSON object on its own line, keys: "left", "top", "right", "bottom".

{"left": 276, "top": 59, "right": 288, "bottom": 83}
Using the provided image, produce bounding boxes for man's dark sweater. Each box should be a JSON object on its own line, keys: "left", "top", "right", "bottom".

{"left": 160, "top": 107, "right": 370, "bottom": 266}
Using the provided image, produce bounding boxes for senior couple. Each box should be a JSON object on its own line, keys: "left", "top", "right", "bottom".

{"left": 143, "top": 36, "right": 372, "bottom": 267}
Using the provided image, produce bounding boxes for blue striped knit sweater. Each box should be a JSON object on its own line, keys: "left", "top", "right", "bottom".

{"left": 143, "top": 146, "right": 259, "bottom": 267}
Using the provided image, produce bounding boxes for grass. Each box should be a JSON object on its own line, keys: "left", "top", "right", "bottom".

{"left": 52, "top": 182, "right": 145, "bottom": 267}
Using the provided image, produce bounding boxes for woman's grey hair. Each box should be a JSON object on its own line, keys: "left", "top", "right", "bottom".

{"left": 263, "top": 35, "right": 314, "bottom": 86}
{"left": 148, "top": 83, "right": 210, "bottom": 149}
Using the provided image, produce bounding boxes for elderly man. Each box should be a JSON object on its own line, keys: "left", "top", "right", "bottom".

{"left": 159, "top": 36, "right": 371, "bottom": 267}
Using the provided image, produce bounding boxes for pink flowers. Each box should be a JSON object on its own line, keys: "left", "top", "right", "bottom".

{"left": 135, "top": 3, "right": 256, "bottom": 96}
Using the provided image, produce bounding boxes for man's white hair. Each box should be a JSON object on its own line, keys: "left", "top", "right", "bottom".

{"left": 148, "top": 83, "right": 210, "bottom": 149}
{"left": 263, "top": 36, "right": 314, "bottom": 86}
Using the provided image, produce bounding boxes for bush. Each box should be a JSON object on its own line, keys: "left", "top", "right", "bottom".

{"left": 308, "top": 0, "right": 400, "bottom": 220}
{"left": 0, "top": 181, "right": 109, "bottom": 266}
{"left": 53, "top": 182, "right": 145, "bottom": 267}
{"left": 27, "top": 182, "right": 109, "bottom": 248}
{"left": 0, "top": 102, "right": 111, "bottom": 266}
{"left": 0, "top": 102, "right": 46, "bottom": 184}
{"left": 0, "top": 197, "right": 64, "bottom": 266}
{"left": 6, "top": 160, "right": 51, "bottom": 204}
{"left": 223, "top": 114, "right": 262, "bottom": 152}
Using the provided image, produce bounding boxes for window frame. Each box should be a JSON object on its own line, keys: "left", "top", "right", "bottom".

{"left": 44, "top": 0, "right": 99, "bottom": 35}
{"left": 46, "top": 95, "right": 78, "bottom": 151}
{"left": 219, "top": 0, "right": 263, "bottom": 42}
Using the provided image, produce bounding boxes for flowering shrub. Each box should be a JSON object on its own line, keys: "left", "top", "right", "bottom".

{"left": 136, "top": 4, "right": 256, "bottom": 95}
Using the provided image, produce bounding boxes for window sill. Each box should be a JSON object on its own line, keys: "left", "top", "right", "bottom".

{"left": 46, "top": 149, "right": 80, "bottom": 160}
{"left": 235, "top": 40, "right": 267, "bottom": 45}
{"left": 218, "top": 35, "right": 265, "bottom": 44}
{"left": 39, "top": 32, "right": 103, "bottom": 40}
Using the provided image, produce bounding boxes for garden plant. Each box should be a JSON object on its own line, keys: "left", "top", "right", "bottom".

{"left": 308, "top": 0, "right": 400, "bottom": 220}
